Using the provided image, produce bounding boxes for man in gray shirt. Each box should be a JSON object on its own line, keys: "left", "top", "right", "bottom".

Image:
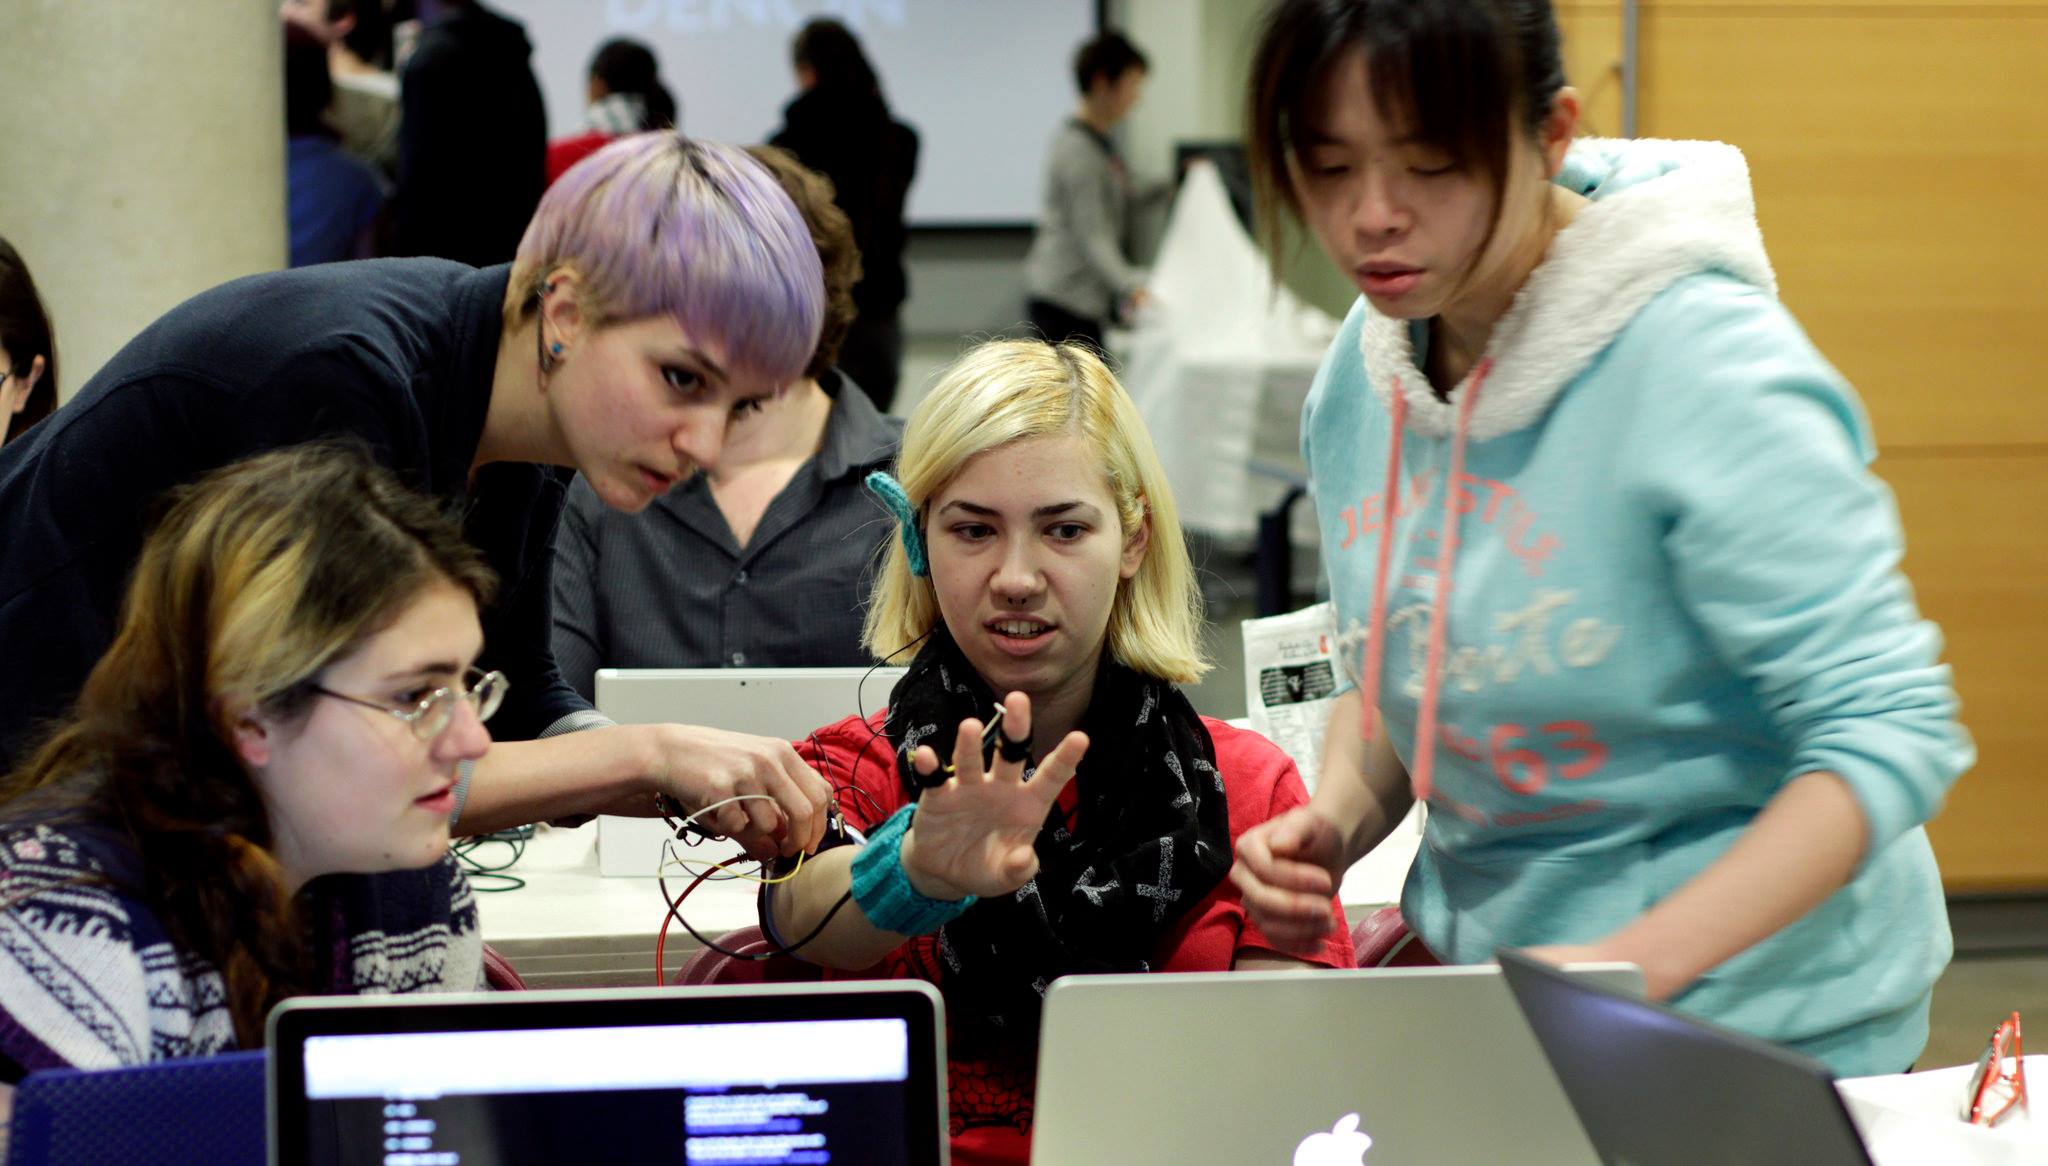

{"left": 1023, "top": 31, "right": 1153, "bottom": 354}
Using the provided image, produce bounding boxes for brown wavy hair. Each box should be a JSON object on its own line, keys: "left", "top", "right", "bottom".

{"left": 744, "top": 144, "right": 863, "bottom": 380}
{"left": 0, "top": 443, "right": 496, "bottom": 1045}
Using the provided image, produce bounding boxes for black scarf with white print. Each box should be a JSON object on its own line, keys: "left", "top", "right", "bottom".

{"left": 883, "top": 626, "right": 1231, "bottom": 1041}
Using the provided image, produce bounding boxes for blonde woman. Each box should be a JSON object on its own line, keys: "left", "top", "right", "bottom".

{"left": 765, "top": 340, "right": 1353, "bottom": 1165}
{"left": 0, "top": 445, "right": 499, "bottom": 1095}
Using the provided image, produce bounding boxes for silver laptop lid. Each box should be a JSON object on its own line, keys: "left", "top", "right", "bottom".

{"left": 269, "top": 981, "right": 948, "bottom": 1166}
{"left": 594, "top": 668, "right": 906, "bottom": 739}
{"left": 1031, "top": 964, "right": 1643, "bottom": 1166}
{"left": 592, "top": 668, "right": 907, "bottom": 876}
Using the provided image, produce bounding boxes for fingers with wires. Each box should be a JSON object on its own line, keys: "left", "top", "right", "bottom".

{"left": 654, "top": 638, "right": 932, "bottom": 983}
{"left": 637, "top": 723, "right": 833, "bottom": 860}
{"left": 753, "top": 690, "right": 1091, "bottom": 974}
{"left": 896, "top": 690, "right": 1086, "bottom": 901}
{"left": 653, "top": 789, "right": 865, "bottom": 982}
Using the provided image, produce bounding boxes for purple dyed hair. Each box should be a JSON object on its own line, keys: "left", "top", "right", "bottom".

{"left": 507, "top": 132, "right": 824, "bottom": 387}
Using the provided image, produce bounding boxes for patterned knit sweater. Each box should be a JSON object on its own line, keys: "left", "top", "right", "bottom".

{"left": 0, "top": 821, "right": 481, "bottom": 1078}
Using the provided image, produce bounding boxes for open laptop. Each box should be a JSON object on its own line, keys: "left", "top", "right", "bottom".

{"left": 1498, "top": 948, "right": 1877, "bottom": 1166}
{"left": 593, "top": 667, "right": 906, "bottom": 876}
{"left": 1030, "top": 963, "right": 1644, "bottom": 1165}
{"left": 268, "top": 981, "right": 947, "bottom": 1166}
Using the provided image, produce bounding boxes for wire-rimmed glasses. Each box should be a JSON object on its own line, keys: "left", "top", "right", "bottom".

{"left": 312, "top": 667, "right": 507, "bottom": 741}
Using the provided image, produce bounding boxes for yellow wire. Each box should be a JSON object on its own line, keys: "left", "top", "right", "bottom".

{"left": 659, "top": 843, "right": 807, "bottom": 885}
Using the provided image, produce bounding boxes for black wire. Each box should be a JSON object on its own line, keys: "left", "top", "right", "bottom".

{"left": 653, "top": 636, "right": 927, "bottom": 966}
{"left": 659, "top": 867, "right": 856, "bottom": 962}
{"left": 851, "top": 630, "right": 929, "bottom": 801}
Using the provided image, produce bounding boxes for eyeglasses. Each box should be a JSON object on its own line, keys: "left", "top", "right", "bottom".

{"left": 1964, "top": 1011, "right": 2027, "bottom": 1128}
{"left": 311, "top": 668, "right": 507, "bottom": 741}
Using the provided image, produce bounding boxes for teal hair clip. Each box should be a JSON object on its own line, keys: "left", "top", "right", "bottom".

{"left": 865, "top": 470, "right": 928, "bottom": 577}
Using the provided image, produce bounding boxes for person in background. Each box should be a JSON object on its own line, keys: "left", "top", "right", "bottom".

{"left": 0, "top": 134, "right": 832, "bottom": 855}
{"left": 545, "top": 38, "right": 678, "bottom": 187}
{"left": 766, "top": 340, "right": 1353, "bottom": 1165}
{"left": 394, "top": 0, "right": 545, "bottom": 266}
{"left": 551, "top": 145, "right": 901, "bottom": 697}
{"left": 280, "top": 0, "right": 401, "bottom": 178}
{"left": 1022, "top": 31, "right": 1154, "bottom": 355}
{"left": 285, "top": 24, "right": 385, "bottom": 267}
{"left": 1230, "top": 0, "right": 1970, "bottom": 1078}
{"left": 0, "top": 236, "right": 56, "bottom": 446}
{"left": 770, "top": 18, "right": 918, "bottom": 413}
{"left": 0, "top": 446, "right": 493, "bottom": 1105}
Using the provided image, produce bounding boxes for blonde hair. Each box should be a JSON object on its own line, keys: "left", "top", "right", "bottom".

{"left": 863, "top": 340, "right": 1208, "bottom": 683}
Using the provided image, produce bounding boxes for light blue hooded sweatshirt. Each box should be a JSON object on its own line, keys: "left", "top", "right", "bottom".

{"left": 1301, "top": 138, "right": 1973, "bottom": 1077}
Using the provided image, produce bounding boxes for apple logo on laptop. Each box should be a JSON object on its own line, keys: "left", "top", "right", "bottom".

{"left": 1294, "top": 1112, "right": 1372, "bottom": 1166}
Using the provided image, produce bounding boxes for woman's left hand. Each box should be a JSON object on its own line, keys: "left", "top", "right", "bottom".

{"left": 896, "top": 690, "right": 1088, "bottom": 901}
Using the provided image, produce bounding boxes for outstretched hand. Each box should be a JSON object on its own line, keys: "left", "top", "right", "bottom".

{"left": 896, "top": 691, "right": 1088, "bottom": 900}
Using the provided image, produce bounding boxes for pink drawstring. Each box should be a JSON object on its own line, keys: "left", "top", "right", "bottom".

{"left": 1355, "top": 385, "right": 1408, "bottom": 754}
{"left": 1356, "top": 359, "right": 1492, "bottom": 806}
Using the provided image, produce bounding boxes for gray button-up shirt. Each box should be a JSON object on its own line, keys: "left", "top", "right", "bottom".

{"left": 550, "top": 378, "right": 904, "bottom": 701}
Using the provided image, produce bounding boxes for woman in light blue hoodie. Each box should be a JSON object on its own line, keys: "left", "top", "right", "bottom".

{"left": 1230, "top": 0, "right": 1972, "bottom": 1077}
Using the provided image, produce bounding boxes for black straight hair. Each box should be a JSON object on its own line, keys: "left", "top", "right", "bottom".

{"left": 1073, "top": 30, "right": 1148, "bottom": 95}
{"left": 0, "top": 235, "right": 57, "bottom": 444}
{"left": 325, "top": 0, "right": 394, "bottom": 71}
{"left": 590, "top": 37, "right": 677, "bottom": 131}
{"left": 284, "top": 24, "right": 335, "bottom": 139}
{"left": 1247, "top": 0, "right": 1566, "bottom": 277}
{"left": 792, "top": 18, "right": 887, "bottom": 111}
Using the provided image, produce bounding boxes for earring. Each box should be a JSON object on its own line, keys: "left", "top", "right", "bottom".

{"left": 550, "top": 343, "right": 563, "bottom": 357}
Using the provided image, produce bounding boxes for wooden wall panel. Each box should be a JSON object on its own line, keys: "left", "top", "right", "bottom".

{"left": 1635, "top": 6, "right": 2048, "bottom": 448}
{"left": 1556, "top": 3, "right": 1627, "bottom": 138}
{"left": 1633, "top": 4, "right": 2048, "bottom": 889}
{"left": 1883, "top": 452, "right": 2048, "bottom": 890}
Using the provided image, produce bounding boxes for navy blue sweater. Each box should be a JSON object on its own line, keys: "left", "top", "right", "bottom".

{"left": 0, "top": 259, "right": 585, "bottom": 766}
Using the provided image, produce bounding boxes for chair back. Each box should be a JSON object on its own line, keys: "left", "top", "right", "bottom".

{"left": 1351, "top": 904, "right": 1440, "bottom": 968}
{"left": 674, "top": 925, "right": 826, "bottom": 986}
{"left": 7, "top": 1050, "right": 265, "bottom": 1166}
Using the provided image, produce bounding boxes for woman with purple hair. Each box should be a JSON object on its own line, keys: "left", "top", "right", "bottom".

{"left": 0, "top": 133, "right": 833, "bottom": 855}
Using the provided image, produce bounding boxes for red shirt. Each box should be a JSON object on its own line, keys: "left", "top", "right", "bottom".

{"left": 545, "top": 132, "right": 614, "bottom": 187}
{"left": 792, "top": 712, "right": 1356, "bottom": 1166}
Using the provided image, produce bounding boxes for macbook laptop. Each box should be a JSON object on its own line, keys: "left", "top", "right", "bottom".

{"left": 1498, "top": 948, "right": 1876, "bottom": 1166}
{"left": 1030, "top": 963, "right": 1644, "bottom": 1165}
{"left": 593, "top": 667, "right": 907, "bottom": 876}
{"left": 268, "top": 981, "right": 947, "bottom": 1166}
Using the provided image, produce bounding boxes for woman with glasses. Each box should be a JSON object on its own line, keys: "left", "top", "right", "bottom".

{"left": 0, "top": 444, "right": 498, "bottom": 1094}
{"left": 0, "top": 134, "right": 831, "bottom": 857}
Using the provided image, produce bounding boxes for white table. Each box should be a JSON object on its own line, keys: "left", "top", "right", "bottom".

{"left": 476, "top": 821, "right": 1419, "bottom": 989}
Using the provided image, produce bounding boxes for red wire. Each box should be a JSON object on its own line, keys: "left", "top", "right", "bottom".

{"left": 654, "top": 854, "right": 749, "bottom": 985}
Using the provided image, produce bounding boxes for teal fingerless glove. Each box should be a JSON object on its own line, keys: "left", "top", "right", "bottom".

{"left": 851, "top": 804, "right": 976, "bottom": 935}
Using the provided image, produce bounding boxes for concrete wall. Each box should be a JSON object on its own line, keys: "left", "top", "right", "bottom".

{"left": 0, "top": 0, "right": 286, "bottom": 398}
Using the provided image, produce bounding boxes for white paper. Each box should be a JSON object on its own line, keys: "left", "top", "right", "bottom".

{"left": 1839, "top": 1056, "right": 2046, "bottom": 1166}
{"left": 1241, "top": 602, "right": 1425, "bottom": 907}
{"left": 1241, "top": 602, "right": 1343, "bottom": 793}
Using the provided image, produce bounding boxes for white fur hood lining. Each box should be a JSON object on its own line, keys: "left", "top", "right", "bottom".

{"left": 1360, "top": 138, "right": 1778, "bottom": 442}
